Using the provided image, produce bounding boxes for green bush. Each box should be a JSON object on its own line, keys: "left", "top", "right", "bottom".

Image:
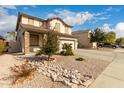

{"left": 75, "top": 57, "right": 85, "bottom": 61}
{"left": 60, "top": 43, "right": 74, "bottom": 56}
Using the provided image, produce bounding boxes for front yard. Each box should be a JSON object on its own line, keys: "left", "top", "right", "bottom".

{"left": 0, "top": 52, "right": 111, "bottom": 88}
{"left": 53, "top": 55, "right": 110, "bottom": 79}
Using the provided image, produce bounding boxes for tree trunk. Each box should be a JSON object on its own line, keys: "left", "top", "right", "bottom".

{"left": 97, "top": 42, "right": 99, "bottom": 50}
{"left": 48, "top": 55, "right": 51, "bottom": 61}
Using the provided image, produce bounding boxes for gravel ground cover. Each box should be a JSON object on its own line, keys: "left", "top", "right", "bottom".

{"left": 0, "top": 53, "right": 111, "bottom": 88}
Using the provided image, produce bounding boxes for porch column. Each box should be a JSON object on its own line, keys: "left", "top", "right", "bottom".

{"left": 24, "top": 31, "right": 30, "bottom": 54}
{"left": 75, "top": 39, "right": 78, "bottom": 50}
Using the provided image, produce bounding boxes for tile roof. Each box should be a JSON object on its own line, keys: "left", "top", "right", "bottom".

{"left": 20, "top": 24, "right": 76, "bottom": 38}
{"left": 72, "top": 30, "right": 91, "bottom": 34}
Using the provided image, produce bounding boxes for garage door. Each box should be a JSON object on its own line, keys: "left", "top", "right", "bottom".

{"left": 59, "top": 40, "right": 75, "bottom": 50}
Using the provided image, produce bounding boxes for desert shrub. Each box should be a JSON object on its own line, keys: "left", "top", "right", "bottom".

{"left": 10, "top": 62, "right": 37, "bottom": 85}
{"left": 35, "top": 31, "right": 59, "bottom": 61}
{"left": 60, "top": 43, "right": 74, "bottom": 56}
{"left": 0, "top": 45, "right": 7, "bottom": 55}
{"left": 75, "top": 57, "right": 85, "bottom": 61}
{"left": 0, "top": 39, "right": 8, "bottom": 55}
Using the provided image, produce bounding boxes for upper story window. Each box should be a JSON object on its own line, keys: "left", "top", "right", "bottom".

{"left": 39, "top": 22, "right": 43, "bottom": 27}
{"left": 65, "top": 26, "right": 69, "bottom": 34}
{"left": 54, "top": 23, "right": 60, "bottom": 32}
{"left": 28, "top": 18, "right": 34, "bottom": 25}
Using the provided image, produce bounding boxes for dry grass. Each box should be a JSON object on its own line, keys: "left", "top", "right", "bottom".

{"left": 10, "top": 62, "right": 37, "bottom": 85}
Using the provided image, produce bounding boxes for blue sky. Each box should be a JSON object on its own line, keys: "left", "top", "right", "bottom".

{"left": 0, "top": 5, "right": 124, "bottom": 38}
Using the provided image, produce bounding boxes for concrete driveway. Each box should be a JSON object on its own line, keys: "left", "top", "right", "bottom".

{"left": 75, "top": 48, "right": 124, "bottom": 88}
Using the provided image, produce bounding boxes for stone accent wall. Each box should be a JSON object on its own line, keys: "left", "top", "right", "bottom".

{"left": 24, "top": 31, "right": 30, "bottom": 54}
{"left": 39, "top": 34, "right": 43, "bottom": 47}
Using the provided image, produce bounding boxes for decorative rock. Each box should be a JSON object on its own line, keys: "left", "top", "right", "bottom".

{"left": 71, "top": 75, "right": 77, "bottom": 79}
{"left": 63, "top": 79, "right": 71, "bottom": 86}
{"left": 78, "top": 85, "right": 85, "bottom": 88}
{"left": 82, "top": 79, "right": 94, "bottom": 87}
{"left": 74, "top": 70, "right": 79, "bottom": 73}
{"left": 70, "top": 84, "right": 78, "bottom": 88}
{"left": 84, "top": 75, "right": 92, "bottom": 80}
{"left": 46, "top": 72, "right": 51, "bottom": 77}
{"left": 17, "top": 55, "right": 94, "bottom": 88}
{"left": 56, "top": 76, "right": 63, "bottom": 82}
{"left": 51, "top": 73, "right": 57, "bottom": 82}
{"left": 71, "top": 79, "right": 79, "bottom": 84}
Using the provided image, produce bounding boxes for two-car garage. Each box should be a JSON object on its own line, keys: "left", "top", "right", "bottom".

{"left": 59, "top": 37, "right": 78, "bottom": 51}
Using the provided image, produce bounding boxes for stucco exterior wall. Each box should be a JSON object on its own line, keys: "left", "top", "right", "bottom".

{"left": 21, "top": 16, "right": 72, "bottom": 35}
{"left": 49, "top": 19, "right": 72, "bottom": 35}
{"left": 34, "top": 20, "right": 40, "bottom": 27}
{"left": 21, "top": 16, "right": 28, "bottom": 24}
{"left": 9, "top": 27, "right": 24, "bottom": 53}
{"left": 21, "top": 16, "right": 43, "bottom": 27}
{"left": 72, "top": 31, "right": 92, "bottom": 48}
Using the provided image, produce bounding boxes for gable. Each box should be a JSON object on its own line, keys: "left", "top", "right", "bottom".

{"left": 49, "top": 19, "right": 72, "bottom": 35}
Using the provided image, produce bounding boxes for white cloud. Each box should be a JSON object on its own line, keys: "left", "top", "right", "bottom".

{"left": 48, "top": 9, "right": 94, "bottom": 26}
{"left": 48, "top": 9, "right": 109, "bottom": 26}
{"left": 100, "top": 24, "right": 113, "bottom": 32}
{"left": 106, "top": 7, "right": 113, "bottom": 11}
{"left": 0, "top": 7, "right": 17, "bottom": 37}
{"left": 105, "top": 6, "right": 122, "bottom": 12}
{"left": 0, "top": 5, "right": 16, "bottom": 9}
{"left": 115, "top": 22, "right": 124, "bottom": 38}
{"left": 100, "top": 23, "right": 124, "bottom": 38}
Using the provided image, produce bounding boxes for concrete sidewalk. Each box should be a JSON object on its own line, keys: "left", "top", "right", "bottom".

{"left": 90, "top": 52, "right": 124, "bottom": 88}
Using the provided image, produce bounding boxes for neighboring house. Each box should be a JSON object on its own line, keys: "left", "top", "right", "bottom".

{"left": 72, "top": 30, "right": 97, "bottom": 48}
{"left": 15, "top": 13, "right": 77, "bottom": 54}
{"left": 119, "top": 40, "right": 124, "bottom": 48}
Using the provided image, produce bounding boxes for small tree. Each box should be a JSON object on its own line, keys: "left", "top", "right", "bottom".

{"left": 36, "top": 31, "right": 59, "bottom": 60}
{"left": 103, "top": 31, "right": 116, "bottom": 44}
{"left": 60, "top": 43, "right": 74, "bottom": 56}
{"left": 90, "top": 28, "right": 105, "bottom": 47}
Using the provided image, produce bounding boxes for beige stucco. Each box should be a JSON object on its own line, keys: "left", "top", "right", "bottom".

{"left": 21, "top": 16, "right": 43, "bottom": 27}
{"left": 34, "top": 20, "right": 40, "bottom": 27}
{"left": 72, "top": 30, "right": 93, "bottom": 48}
{"left": 21, "top": 16, "right": 72, "bottom": 35}
{"left": 21, "top": 16, "right": 28, "bottom": 24}
{"left": 49, "top": 19, "right": 72, "bottom": 35}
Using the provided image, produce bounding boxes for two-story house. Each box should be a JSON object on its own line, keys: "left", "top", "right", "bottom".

{"left": 15, "top": 13, "right": 77, "bottom": 54}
